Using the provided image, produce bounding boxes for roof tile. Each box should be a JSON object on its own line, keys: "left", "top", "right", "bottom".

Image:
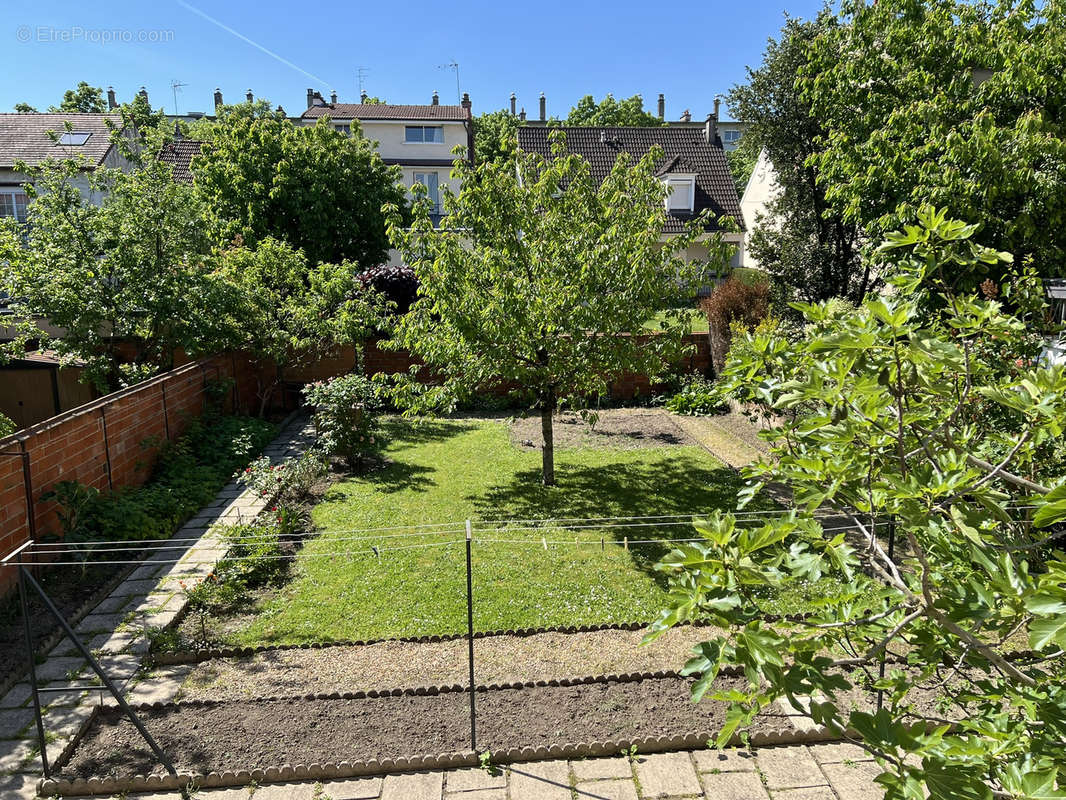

{"left": 0, "top": 113, "right": 121, "bottom": 169}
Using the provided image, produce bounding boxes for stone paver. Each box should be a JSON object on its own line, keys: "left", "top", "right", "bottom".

{"left": 757, "top": 746, "right": 830, "bottom": 791}
{"left": 316, "top": 776, "right": 382, "bottom": 799}
{"left": 0, "top": 736, "right": 33, "bottom": 772}
{"left": 446, "top": 766, "right": 506, "bottom": 792}
{"left": 29, "top": 656, "right": 85, "bottom": 683}
{"left": 574, "top": 778, "right": 639, "bottom": 800}
{"left": 0, "top": 707, "right": 34, "bottom": 739}
{"left": 0, "top": 684, "right": 30, "bottom": 709}
{"left": 508, "top": 760, "right": 571, "bottom": 800}
{"left": 808, "top": 743, "right": 874, "bottom": 765}
{"left": 381, "top": 770, "right": 444, "bottom": 800}
{"left": 820, "top": 761, "right": 884, "bottom": 800}
{"left": 75, "top": 612, "right": 127, "bottom": 633}
{"left": 571, "top": 756, "right": 633, "bottom": 782}
{"left": 634, "top": 751, "right": 701, "bottom": 798}
{"left": 249, "top": 781, "right": 317, "bottom": 799}
{"left": 771, "top": 787, "right": 839, "bottom": 800}
{"left": 693, "top": 748, "right": 757, "bottom": 773}
{"left": 701, "top": 769, "right": 770, "bottom": 800}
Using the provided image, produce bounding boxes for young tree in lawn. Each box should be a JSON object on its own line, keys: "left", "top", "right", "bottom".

{"left": 801, "top": 0, "right": 1066, "bottom": 284}
{"left": 0, "top": 134, "right": 230, "bottom": 391}
{"left": 214, "top": 237, "right": 386, "bottom": 416}
{"left": 650, "top": 208, "right": 1066, "bottom": 799}
{"left": 387, "top": 134, "right": 730, "bottom": 486}
{"left": 192, "top": 107, "right": 406, "bottom": 267}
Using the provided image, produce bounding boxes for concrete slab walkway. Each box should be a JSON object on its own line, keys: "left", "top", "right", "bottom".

{"left": 0, "top": 415, "right": 316, "bottom": 798}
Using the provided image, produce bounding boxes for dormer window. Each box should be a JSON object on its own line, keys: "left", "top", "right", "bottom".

{"left": 57, "top": 131, "right": 92, "bottom": 146}
{"left": 663, "top": 173, "right": 696, "bottom": 212}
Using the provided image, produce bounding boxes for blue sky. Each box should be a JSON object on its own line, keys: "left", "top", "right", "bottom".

{"left": 4, "top": 0, "right": 825, "bottom": 121}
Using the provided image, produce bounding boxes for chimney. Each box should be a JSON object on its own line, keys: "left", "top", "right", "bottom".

{"left": 705, "top": 113, "right": 718, "bottom": 143}
{"left": 636, "top": 94, "right": 643, "bottom": 111}
{"left": 657, "top": 93, "right": 665, "bottom": 120}
{"left": 312, "top": 90, "right": 325, "bottom": 106}
{"left": 277, "top": 105, "right": 285, "bottom": 116}
{"left": 173, "top": 122, "right": 183, "bottom": 141}
{"left": 714, "top": 96, "right": 721, "bottom": 120}
{"left": 214, "top": 88, "right": 224, "bottom": 108}
{"left": 360, "top": 90, "right": 367, "bottom": 103}
{"left": 107, "top": 87, "right": 117, "bottom": 110}
{"left": 138, "top": 86, "right": 148, "bottom": 103}
{"left": 461, "top": 92, "right": 471, "bottom": 111}
{"left": 306, "top": 88, "right": 314, "bottom": 108}
{"left": 246, "top": 89, "right": 254, "bottom": 103}
{"left": 519, "top": 108, "right": 526, "bottom": 121}
{"left": 431, "top": 90, "right": 439, "bottom": 106}
{"left": 330, "top": 90, "right": 337, "bottom": 104}
{"left": 539, "top": 92, "right": 546, "bottom": 121}
{"left": 509, "top": 93, "right": 516, "bottom": 115}
{"left": 680, "top": 109, "right": 691, "bottom": 122}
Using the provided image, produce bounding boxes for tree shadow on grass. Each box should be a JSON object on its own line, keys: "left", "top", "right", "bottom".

{"left": 469, "top": 459, "right": 747, "bottom": 589}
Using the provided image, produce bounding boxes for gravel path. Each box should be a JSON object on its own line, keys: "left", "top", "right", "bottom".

{"left": 179, "top": 626, "right": 718, "bottom": 700}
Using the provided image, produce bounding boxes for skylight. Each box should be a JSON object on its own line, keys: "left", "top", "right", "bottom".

{"left": 57, "top": 131, "right": 92, "bottom": 146}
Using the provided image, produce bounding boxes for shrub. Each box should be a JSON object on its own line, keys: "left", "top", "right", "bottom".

{"left": 701, "top": 276, "right": 770, "bottom": 373}
{"left": 358, "top": 264, "right": 419, "bottom": 315}
{"left": 303, "top": 374, "right": 382, "bottom": 469}
{"left": 664, "top": 376, "right": 725, "bottom": 416}
{"left": 236, "top": 450, "right": 327, "bottom": 507}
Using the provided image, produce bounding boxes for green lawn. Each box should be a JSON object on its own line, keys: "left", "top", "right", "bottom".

{"left": 228, "top": 417, "right": 842, "bottom": 646}
{"left": 644, "top": 308, "right": 709, "bottom": 333}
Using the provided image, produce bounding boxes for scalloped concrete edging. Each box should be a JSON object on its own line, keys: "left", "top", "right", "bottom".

{"left": 147, "top": 613, "right": 814, "bottom": 666}
{"left": 41, "top": 722, "right": 841, "bottom": 797}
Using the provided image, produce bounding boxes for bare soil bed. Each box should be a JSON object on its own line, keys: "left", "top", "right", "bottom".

{"left": 510, "top": 409, "right": 695, "bottom": 451}
{"left": 179, "top": 626, "right": 718, "bottom": 701}
{"left": 63, "top": 676, "right": 792, "bottom": 779}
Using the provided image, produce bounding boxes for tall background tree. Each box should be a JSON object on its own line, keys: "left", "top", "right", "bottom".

{"left": 728, "top": 16, "right": 866, "bottom": 305}
{"left": 191, "top": 105, "right": 406, "bottom": 267}
{"left": 51, "top": 81, "right": 106, "bottom": 113}
{"left": 802, "top": 0, "right": 1066, "bottom": 284}
{"left": 472, "top": 109, "right": 521, "bottom": 165}
{"left": 387, "top": 134, "right": 728, "bottom": 485}
{"left": 565, "top": 94, "right": 664, "bottom": 127}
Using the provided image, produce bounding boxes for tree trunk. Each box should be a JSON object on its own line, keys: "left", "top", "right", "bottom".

{"left": 540, "top": 388, "right": 556, "bottom": 487}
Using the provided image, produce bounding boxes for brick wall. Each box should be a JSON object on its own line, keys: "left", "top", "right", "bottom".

{"left": 0, "top": 356, "right": 257, "bottom": 595}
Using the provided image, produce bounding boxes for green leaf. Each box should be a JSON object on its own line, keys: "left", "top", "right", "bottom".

{"left": 1028, "top": 615, "right": 1066, "bottom": 651}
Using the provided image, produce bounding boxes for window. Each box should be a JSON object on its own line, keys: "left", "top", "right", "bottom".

{"left": 413, "top": 172, "right": 440, "bottom": 213}
{"left": 57, "top": 131, "right": 92, "bottom": 146}
{"left": 334, "top": 123, "right": 352, "bottom": 135}
{"left": 722, "top": 129, "right": 743, "bottom": 144}
{"left": 664, "top": 175, "right": 696, "bottom": 212}
{"left": 405, "top": 126, "right": 445, "bottom": 144}
{"left": 0, "top": 188, "right": 29, "bottom": 223}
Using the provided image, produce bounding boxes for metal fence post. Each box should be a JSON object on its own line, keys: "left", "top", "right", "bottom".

{"left": 465, "top": 519, "right": 477, "bottom": 751}
{"left": 17, "top": 556, "right": 49, "bottom": 776}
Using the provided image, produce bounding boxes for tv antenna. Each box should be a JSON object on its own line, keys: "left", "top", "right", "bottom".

{"left": 170, "top": 80, "right": 188, "bottom": 115}
{"left": 357, "top": 66, "right": 369, "bottom": 96}
{"left": 438, "top": 60, "right": 460, "bottom": 104}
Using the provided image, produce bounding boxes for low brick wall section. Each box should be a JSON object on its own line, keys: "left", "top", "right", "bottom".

{"left": 0, "top": 355, "right": 259, "bottom": 595}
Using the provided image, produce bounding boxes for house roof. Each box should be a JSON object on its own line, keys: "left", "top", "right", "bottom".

{"left": 301, "top": 104, "right": 470, "bottom": 122}
{"left": 159, "top": 139, "right": 205, "bottom": 184}
{"left": 516, "top": 126, "right": 743, "bottom": 233}
{"left": 0, "top": 113, "right": 121, "bottom": 169}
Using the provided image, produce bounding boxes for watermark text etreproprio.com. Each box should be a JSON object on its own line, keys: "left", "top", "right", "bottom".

{"left": 16, "top": 25, "right": 175, "bottom": 44}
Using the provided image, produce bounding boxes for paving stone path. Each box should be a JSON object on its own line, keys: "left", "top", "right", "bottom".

{"left": 40, "top": 744, "right": 884, "bottom": 799}
{"left": 0, "top": 415, "right": 315, "bottom": 799}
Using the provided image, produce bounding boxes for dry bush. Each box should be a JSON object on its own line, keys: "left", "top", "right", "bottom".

{"left": 700, "top": 277, "right": 770, "bottom": 373}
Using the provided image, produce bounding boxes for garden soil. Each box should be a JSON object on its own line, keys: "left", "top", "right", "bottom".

{"left": 63, "top": 676, "right": 790, "bottom": 779}
{"left": 510, "top": 409, "right": 696, "bottom": 450}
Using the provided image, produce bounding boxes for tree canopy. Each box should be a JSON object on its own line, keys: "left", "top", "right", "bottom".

{"left": 653, "top": 208, "right": 1066, "bottom": 800}
{"left": 728, "top": 15, "right": 865, "bottom": 306}
{"left": 472, "top": 109, "right": 521, "bottom": 165}
{"left": 801, "top": 0, "right": 1066, "bottom": 283}
{"left": 387, "top": 133, "right": 728, "bottom": 485}
{"left": 191, "top": 107, "right": 406, "bottom": 267}
{"left": 51, "top": 81, "right": 107, "bottom": 113}
{"left": 0, "top": 141, "right": 228, "bottom": 391}
{"left": 565, "top": 94, "right": 664, "bottom": 127}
